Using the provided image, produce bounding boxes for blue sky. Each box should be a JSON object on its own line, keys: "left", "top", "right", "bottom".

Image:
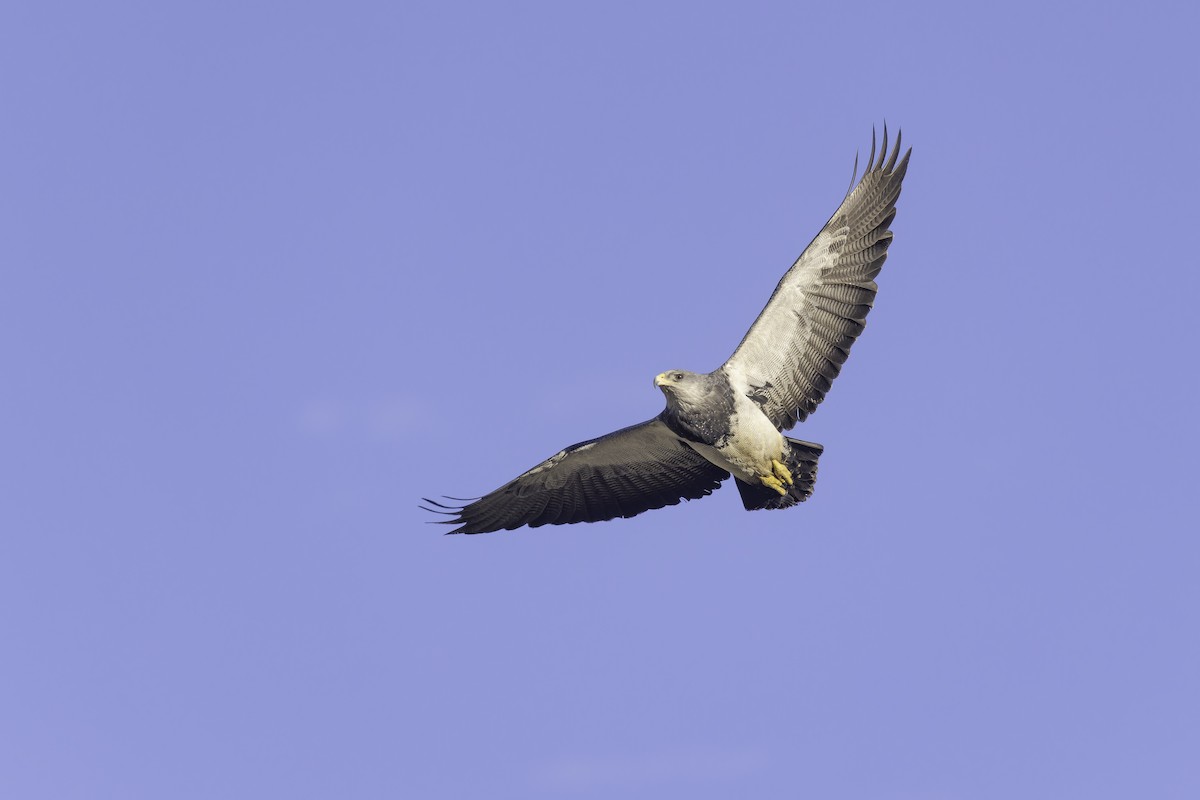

{"left": 3, "top": 2, "right": 1198, "bottom": 798}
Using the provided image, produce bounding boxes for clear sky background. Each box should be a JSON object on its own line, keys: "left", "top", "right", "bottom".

{"left": 3, "top": 2, "right": 1198, "bottom": 798}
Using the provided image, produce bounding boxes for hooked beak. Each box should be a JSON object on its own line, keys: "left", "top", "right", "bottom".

{"left": 654, "top": 372, "right": 673, "bottom": 389}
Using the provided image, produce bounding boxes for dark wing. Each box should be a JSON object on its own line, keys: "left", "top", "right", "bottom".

{"left": 721, "top": 127, "right": 911, "bottom": 430}
{"left": 422, "top": 417, "right": 729, "bottom": 534}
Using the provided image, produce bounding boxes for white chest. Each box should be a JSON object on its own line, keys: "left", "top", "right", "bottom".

{"left": 690, "top": 393, "right": 784, "bottom": 482}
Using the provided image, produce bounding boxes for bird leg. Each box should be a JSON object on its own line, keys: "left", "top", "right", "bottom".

{"left": 760, "top": 474, "right": 788, "bottom": 496}
{"left": 770, "top": 459, "right": 794, "bottom": 486}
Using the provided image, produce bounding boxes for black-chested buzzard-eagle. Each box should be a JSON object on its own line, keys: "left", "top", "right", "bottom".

{"left": 423, "top": 128, "right": 911, "bottom": 534}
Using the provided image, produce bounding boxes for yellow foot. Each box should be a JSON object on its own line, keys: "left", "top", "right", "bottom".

{"left": 771, "top": 459, "right": 794, "bottom": 486}
{"left": 760, "top": 474, "right": 788, "bottom": 496}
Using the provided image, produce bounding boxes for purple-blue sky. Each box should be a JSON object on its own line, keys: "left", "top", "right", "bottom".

{"left": 3, "top": 2, "right": 1198, "bottom": 798}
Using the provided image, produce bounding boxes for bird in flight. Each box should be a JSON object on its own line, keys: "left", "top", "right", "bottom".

{"left": 424, "top": 128, "right": 911, "bottom": 534}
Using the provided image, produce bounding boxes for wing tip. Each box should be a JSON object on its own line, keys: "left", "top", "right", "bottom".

{"left": 857, "top": 123, "right": 911, "bottom": 181}
{"left": 420, "top": 496, "right": 477, "bottom": 534}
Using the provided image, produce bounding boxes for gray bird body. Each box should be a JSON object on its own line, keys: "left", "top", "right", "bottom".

{"left": 656, "top": 370, "right": 783, "bottom": 485}
{"left": 424, "top": 128, "right": 911, "bottom": 534}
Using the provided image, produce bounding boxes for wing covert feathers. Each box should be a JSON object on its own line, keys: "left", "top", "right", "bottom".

{"left": 422, "top": 418, "right": 729, "bottom": 534}
{"left": 722, "top": 126, "right": 910, "bottom": 430}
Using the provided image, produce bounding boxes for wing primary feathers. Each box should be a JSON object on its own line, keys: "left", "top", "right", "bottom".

{"left": 845, "top": 151, "right": 860, "bottom": 198}
{"left": 420, "top": 497, "right": 467, "bottom": 509}
{"left": 867, "top": 127, "right": 877, "bottom": 175}
{"left": 418, "top": 504, "right": 459, "bottom": 516}
{"left": 885, "top": 128, "right": 903, "bottom": 172}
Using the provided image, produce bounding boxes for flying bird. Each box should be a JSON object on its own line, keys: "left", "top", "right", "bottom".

{"left": 424, "top": 128, "right": 911, "bottom": 534}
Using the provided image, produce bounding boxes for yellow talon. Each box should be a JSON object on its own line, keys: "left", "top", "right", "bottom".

{"left": 761, "top": 474, "right": 788, "bottom": 496}
{"left": 771, "top": 459, "right": 794, "bottom": 486}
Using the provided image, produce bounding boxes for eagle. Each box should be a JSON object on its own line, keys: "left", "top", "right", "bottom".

{"left": 423, "top": 128, "right": 911, "bottom": 534}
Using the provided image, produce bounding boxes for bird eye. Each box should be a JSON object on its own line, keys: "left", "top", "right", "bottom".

{"left": 673, "top": 372, "right": 684, "bottom": 381}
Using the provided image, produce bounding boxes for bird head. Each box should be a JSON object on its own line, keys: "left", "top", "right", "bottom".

{"left": 654, "top": 370, "right": 686, "bottom": 390}
{"left": 654, "top": 370, "right": 707, "bottom": 403}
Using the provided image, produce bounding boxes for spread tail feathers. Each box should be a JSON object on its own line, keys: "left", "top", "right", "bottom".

{"left": 735, "top": 438, "right": 823, "bottom": 510}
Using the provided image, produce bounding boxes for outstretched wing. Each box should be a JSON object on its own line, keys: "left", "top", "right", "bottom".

{"left": 721, "top": 127, "right": 911, "bottom": 430}
{"left": 422, "top": 417, "right": 729, "bottom": 534}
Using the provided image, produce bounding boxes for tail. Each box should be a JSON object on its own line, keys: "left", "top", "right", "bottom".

{"left": 735, "top": 438, "right": 823, "bottom": 511}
